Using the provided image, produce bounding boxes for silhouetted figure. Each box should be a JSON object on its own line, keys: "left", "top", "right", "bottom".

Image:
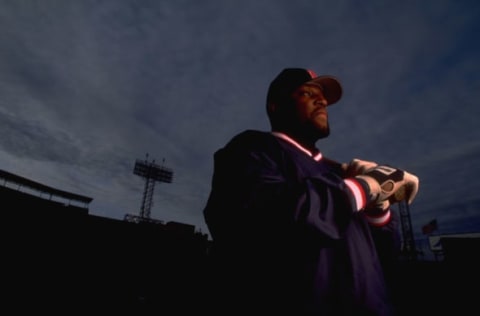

{"left": 203, "top": 68, "right": 419, "bottom": 315}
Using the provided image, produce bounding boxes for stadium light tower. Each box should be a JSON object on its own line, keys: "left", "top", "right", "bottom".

{"left": 132, "top": 153, "right": 173, "bottom": 220}
{"left": 397, "top": 199, "right": 418, "bottom": 261}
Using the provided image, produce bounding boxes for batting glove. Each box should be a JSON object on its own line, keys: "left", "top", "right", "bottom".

{"left": 345, "top": 158, "right": 378, "bottom": 177}
{"left": 355, "top": 165, "right": 419, "bottom": 205}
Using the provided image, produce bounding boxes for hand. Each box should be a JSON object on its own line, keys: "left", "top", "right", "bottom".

{"left": 366, "top": 199, "right": 390, "bottom": 212}
{"left": 345, "top": 158, "right": 378, "bottom": 177}
{"left": 355, "top": 165, "right": 419, "bottom": 205}
{"left": 364, "top": 200, "right": 391, "bottom": 226}
{"left": 389, "top": 170, "right": 419, "bottom": 204}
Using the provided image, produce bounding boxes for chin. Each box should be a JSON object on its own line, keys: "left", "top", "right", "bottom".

{"left": 316, "top": 127, "right": 330, "bottom": 139}
{"left": 317, "top": 132, "right": 330, "bottom": 139}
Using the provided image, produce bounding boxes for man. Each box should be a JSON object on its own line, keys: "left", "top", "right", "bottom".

{"left": 203, "top": 68, "right": 418, "bottom": 315}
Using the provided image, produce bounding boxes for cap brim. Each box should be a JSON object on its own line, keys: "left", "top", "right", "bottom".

{"left": 307, "top": 76, "right": 342, "bottom": 105}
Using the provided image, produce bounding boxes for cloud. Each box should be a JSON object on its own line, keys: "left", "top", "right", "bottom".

{"left": 0, "top": 0, "right": 479, "bottom": 238}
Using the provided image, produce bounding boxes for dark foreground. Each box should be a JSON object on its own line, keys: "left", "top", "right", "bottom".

{"left": 1, "top": 186, "right": 478, "bottom": 314}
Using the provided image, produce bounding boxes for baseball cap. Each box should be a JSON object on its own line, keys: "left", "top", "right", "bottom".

{"left": 266, "top": 68, "right": 342, "bottom": 106}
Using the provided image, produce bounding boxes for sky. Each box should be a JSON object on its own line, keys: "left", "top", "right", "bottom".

{"left": 1, "top": 0, "right": 479, "bottom": 251}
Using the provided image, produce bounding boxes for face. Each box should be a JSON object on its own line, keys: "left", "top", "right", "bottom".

{"left": 289, "top": 83, "right": 330, "bottom": 139}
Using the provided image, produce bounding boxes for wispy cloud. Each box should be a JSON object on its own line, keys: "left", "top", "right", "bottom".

{"left": 0, "top": 0, "right": 479, "bottom": 237}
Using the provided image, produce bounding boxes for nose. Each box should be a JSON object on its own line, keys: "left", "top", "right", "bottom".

{"left": 315, "top": 97, "right": 328, "bottom": 107}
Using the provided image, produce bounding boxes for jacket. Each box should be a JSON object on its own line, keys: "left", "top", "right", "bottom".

{"left": 203, "top": 130, "right": 399, "bottom": 315}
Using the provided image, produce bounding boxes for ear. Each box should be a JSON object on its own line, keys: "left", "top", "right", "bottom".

{"left": 267, "top": 102, "right": 278, "bottom": 116}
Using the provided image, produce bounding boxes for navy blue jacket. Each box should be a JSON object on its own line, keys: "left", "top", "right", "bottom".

{"left": 203, "top": 130, "right": 399, "bottom": 315}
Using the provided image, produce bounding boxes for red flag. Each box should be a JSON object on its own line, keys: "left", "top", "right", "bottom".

{"left": 422, "top": 219, "right": 438, "bottom": 235}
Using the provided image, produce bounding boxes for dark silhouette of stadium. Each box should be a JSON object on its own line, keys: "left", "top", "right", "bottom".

{"left": 1, "top": 169, "right": 477, "bottom": 314}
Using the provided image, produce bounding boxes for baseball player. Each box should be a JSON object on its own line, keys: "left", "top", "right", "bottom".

{"left": 202, "top": 68, "right": 419, "bottom": 315}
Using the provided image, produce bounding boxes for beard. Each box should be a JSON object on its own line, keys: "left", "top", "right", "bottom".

{"left": 317, "top": 126, "right": 330, "bottom": 139}
{"left": 306, "top": 120, "right": 330, "bottom": 140}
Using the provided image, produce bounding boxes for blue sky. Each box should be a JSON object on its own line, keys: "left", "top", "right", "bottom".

{"left": 1, "top": 0, "right": 479, "bottom": 248}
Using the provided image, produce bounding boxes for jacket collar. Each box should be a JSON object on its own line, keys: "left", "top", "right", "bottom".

{"left": 271, "top": 132, "right": 323, "bottom": 161}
